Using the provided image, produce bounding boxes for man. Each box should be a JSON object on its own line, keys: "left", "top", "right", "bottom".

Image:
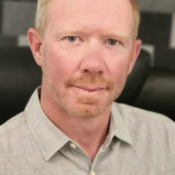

{"left": 0, "top": 0, "right": 175, "bottom": 174}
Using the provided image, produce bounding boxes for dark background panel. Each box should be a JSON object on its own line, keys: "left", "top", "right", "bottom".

{"left": 0, "top": 0, "right": 3, "bottom": 33}
{"left": 138, "top": 12, "right": 172, "bottom": 47}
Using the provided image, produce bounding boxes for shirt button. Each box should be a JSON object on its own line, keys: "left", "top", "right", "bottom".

{"left": 91, "top": 171, "right": 96, "bottom": 175}
{"left": 70, "top": 143, "right": 77, "bottom": 149}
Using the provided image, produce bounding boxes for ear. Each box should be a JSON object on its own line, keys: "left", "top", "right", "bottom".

{"left": 28, "top": 28, "right": 43, "bottom": 67}
{"left": 127, "top": 39, "right": 142, "bottom": 75}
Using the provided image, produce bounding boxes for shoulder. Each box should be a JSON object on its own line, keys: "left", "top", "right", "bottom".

{"left": 113, "top": 103, "right": 175, "bottom": 167}
{"left": 114, "top": 102, "right": 174, "bottom": 124}
{"left": 0, "top": 112, "right": 26, "bottom": 135}
{"left": 113, "top": 102, "right": 175, "bottom": 145}
{"left": 0, "top": 113, "right": 31, "bottom": 155}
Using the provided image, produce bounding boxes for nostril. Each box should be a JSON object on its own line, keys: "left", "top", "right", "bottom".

{"left": 83, "top": 69, "right": 103, "bottom": 74}
{"left": 84, "top": 69, "right": 89, "bottom": 73}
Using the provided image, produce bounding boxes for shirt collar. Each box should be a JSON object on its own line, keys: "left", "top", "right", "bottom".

{"left": 110, "top": 103, "right": 132, "bottom": 145}
{"left": 24, "top": 88, "right": 132, "bottom": 161}
{"left": 24, "top": 88, "right": 70, "bottom": 161}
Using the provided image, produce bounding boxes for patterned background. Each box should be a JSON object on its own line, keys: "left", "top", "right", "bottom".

{"left": 0, "top": 0, "right": 175, "bottom": 69}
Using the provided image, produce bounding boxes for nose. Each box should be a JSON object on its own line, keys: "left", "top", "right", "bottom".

{"left": 80, "top": 44, "right": 105, "bottom": 75}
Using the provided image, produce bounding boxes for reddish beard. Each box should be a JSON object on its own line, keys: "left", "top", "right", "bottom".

{"left": 64, "top": 74, "right": 116, "bottom": 105}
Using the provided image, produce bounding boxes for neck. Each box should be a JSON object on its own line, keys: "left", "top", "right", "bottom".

{"left": 58, "top": 113, "right": 110, "bottom": 162}
{"left": 40, "top": 86, "right": 111, "bottom": 162}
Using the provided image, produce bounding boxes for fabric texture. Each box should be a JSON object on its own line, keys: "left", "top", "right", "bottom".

{"left": 0, "top": 88, "right": 175, "bottom": 175}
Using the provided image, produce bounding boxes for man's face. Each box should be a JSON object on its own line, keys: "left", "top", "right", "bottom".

{"left": 40, "top": 0, "right": 141, "bottom": 118}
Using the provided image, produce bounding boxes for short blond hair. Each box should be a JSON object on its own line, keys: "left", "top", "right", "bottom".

{"left": 35, "top": 0, "right": 50, "bottom": 39}
{"left": 129, "top": 0, "right": 140, "bottom": 39}
{"left": 35, "top": 0, "right": 140, "bottom": 40}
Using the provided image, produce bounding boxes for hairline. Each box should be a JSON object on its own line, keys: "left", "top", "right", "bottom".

{"left": 36, "top": 0, "right": 140, "bottom": 41}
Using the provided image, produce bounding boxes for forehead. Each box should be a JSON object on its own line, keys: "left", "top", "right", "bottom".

{"left": 46, "top": 0, "right": 134, "bottom": 38}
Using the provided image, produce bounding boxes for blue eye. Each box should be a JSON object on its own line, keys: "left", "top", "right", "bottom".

{"left": 108, "top": 39, "right": 118, "bottom": 46}
{"left": 67, "top": 36, "right": 77, "bottom": 42}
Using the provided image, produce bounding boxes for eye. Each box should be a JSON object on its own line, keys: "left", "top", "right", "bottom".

{"left": 108, "top": 39, "right": 119, "bottom": 46}
{"left": 67, "top": 36, "right": 77, "bottom": 42}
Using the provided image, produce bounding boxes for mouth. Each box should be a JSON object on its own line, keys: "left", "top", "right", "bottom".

{"left": 72, "top": 86, "right": 105, "bottom": 95}
{"left": 76, "top": 86, "right": 105, "bottom": 92}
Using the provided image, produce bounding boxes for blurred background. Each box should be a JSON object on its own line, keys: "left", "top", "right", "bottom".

{"left": 0, "top": 0, "right": 175, "bottom": 124}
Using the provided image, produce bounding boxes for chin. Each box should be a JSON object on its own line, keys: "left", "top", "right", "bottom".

{"left": 55, "top": 92, "right": 117, "bottom": 118}
{"left": 62, "top": 101, "right": 110, "bottom": 118}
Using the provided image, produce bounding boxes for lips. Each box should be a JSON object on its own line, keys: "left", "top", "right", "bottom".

{"left": 72, "top": 86, "right": 106, "bottom": 95}
{"left": 75, "top": 86, "right": 105, "bottom": 92}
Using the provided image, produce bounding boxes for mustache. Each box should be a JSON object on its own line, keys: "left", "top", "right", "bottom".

{"left": 65, "top": 75, "right": 114, "bottom": 91}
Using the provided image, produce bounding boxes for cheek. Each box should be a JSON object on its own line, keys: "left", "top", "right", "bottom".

{"left": 107, "top": 55, "right": 131, "bottom": 85}
{"left": 43, "top": 45, "right": 78, "bottom": 82}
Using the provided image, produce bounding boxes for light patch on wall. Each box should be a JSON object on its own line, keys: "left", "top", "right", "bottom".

{"left": 18, "top": 35, "right": 29, "bottom": 47}
{"left": 137, "top": 0, "right": 175, "bottom": 13}
{"left": 141, "top": 44, "right": 155, "bottom": 67}
{"left": 170, "top": 13, "right": 175, "bottom": 49}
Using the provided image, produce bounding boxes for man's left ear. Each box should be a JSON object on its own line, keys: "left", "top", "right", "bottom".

{"left": 128, "top": 39, "right": 142, "bottom": 75}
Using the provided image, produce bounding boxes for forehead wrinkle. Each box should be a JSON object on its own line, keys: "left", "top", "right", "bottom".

{"left": 53, "top": 26, "right": 91, "bottom": 37}
{"left": 52, "top": 18, "right": 129, "bottom": 38}
{"left": 61, "top": 17, "right": 126, "bottom": 26}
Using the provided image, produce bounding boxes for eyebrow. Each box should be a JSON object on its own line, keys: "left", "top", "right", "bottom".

{"left": 101, "top": 31, "right": 129, "bottom": 41}
{"left": 53, "top": 27, "right": 91, "bottom": 36}
{"left": 53, "top": 26, "right": 129, "bottom": 41}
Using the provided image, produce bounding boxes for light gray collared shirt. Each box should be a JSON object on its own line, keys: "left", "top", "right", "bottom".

{"left": 1, "top": 88, "right": 175, "bottom": 175}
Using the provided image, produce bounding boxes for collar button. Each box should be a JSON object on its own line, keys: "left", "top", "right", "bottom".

{"left": 91, "top": 171, "right": 96, "bottom": 175}
{"left": 70, "top": 143, "right": 77, "bottom": 149}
